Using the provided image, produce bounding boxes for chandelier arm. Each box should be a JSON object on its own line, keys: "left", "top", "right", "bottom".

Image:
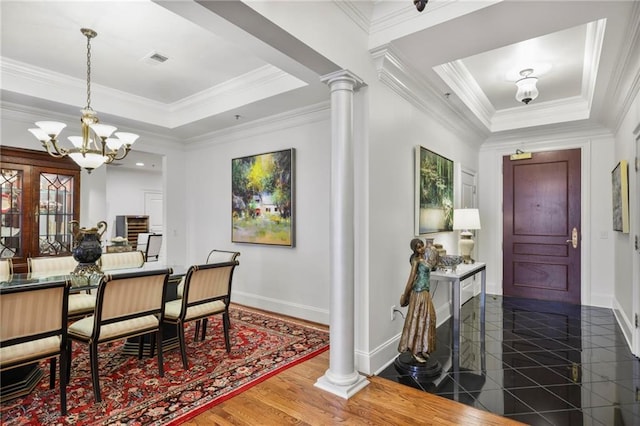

{"left": 45, "top": 139, "right": 69, "bottom": 157}
{"left": 108, "top": 146, "right": 132, "bottom": 162}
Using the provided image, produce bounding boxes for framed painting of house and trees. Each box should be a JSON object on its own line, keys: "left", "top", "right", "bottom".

{"left": 231, "top": 148, "right": 295, "bottom": 246}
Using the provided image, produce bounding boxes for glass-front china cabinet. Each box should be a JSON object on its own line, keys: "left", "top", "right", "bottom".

{"left": 1, "top": 147, "right": 80, "bottom": 273}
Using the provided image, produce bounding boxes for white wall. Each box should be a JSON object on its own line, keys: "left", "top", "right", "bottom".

{"left": 612, "top": 90, "right": 640, "bottom": 346}
{"left": 183, "top": 108, "right": 332, "bottom": 325}
{"left": 105, "top": 167, "right": 162, "bottom": 240}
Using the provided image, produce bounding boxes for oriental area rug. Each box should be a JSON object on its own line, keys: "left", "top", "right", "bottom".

{"left": 1, "top": 306, "right": 329, "bottom": 425}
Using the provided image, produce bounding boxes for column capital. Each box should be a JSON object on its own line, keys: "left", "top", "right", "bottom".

{"left": 320, "top": 69, "right": 365, "bottom": 91}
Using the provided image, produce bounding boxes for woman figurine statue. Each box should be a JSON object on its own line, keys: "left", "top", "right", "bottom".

{"left": 398, "top": 238, "right": 437, "bottom": 363}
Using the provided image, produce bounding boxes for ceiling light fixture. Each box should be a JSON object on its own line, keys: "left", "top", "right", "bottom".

{"left": 515, "top": 68, "right": 539, "bottom": 105}
{"left": 413, "top": 0, "right": 428, "bottom": 12}
{"left": 28, "top": 28, "right": 138, "bottom": 173}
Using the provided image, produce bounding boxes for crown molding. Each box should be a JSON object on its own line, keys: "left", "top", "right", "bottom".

{"left": 370, "top": 44, "right": 487, "bottom": 143}
{"left": 1, "top": 57, "right": 306, "bottom": 130}
{"left": 184, "top": 101, "right": 330, "bottom": 148}
{"left": 1, "top": 100, "right": 182, "bottom": 149}
{"left": 605, "top": 1, "right": 640, "bottom": 132}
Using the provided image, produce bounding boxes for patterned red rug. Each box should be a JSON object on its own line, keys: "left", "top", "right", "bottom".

{"left": 1, "top": 306, "right": 329, "bottom": 425}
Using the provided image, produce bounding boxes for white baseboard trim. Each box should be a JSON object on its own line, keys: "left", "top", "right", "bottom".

{"left": 232, "top": 290, "right": 329, "bottom": 325}
{"left": 612, "top": 296, "right": 633, "bottom": 351}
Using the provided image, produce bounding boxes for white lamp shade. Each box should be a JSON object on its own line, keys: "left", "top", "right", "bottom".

{"left": 106, "top": 137, "right": 125, "bottom": 150}
{"left": 28, "top": 128, "right": 50, "bottom": 141}
{"left": 67, "top": 136, "right": 89, "bottom": 148}
{"left": 114, "top": 132, "right": 139, "bottom": 146}
{"left": 89, "top": 123, "right": 117, "bottom": 138}
{"left": 68, "top": 152, "right": 108, "bottom": 170}
{"left": 453, "top": 208, "right": 481, "bottom": 230}
{"left": 35, "top": 121, "right": 67, "bottom": 137}
{"left": 515, "top": 76, "right": 539, "bottom": 104}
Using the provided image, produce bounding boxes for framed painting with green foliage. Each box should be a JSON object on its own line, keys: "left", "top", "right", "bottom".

{"left": 415, "top": 146, "right": 454, "bottom": 234}
{"left": 232, "top": 148, "right": 295, "bottom": 246}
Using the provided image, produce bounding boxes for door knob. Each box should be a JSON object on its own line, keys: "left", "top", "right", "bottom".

{"left": 566, "top": 227, "right": 578, "bottom": 249}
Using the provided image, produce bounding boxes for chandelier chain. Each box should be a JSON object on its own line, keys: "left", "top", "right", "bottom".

{"left": 86, "top": 33, "right": 92, "bottom": 110}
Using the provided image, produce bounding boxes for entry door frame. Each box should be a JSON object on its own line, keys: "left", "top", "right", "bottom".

{"left": 633, "top": 128, "right": 640, "bottom": 356}
{"left": 486, "top": 140, "right": 592, "bottom": 306}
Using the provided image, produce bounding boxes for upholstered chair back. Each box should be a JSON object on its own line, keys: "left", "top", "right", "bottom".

{"left": 99, "top": 272, "right": 167, "bottom": 322}
{"left": 28, "top": 256, "right": 77, "bottom": 275}
{"left": 206, "top": 249, "right": 240, "bottom": 264}
{"left": 0, "top": 280, "right": 70, "bottom": 415}
{"left": 99, "top": 251, "right": 144, "bottom": 271}
{"left": 177, "top": 250, "right": 240, "bottom": 299}
{"left": 0, "top": 258, "right": 13, "bottom": 279}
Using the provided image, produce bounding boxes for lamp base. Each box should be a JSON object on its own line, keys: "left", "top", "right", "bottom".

{"left": 458, "top": 233, "right": 475, "bottom": 264}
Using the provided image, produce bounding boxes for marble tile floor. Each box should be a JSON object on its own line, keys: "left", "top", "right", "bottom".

{"left": 378, "top": 295, "right": 640, "bottom": 426}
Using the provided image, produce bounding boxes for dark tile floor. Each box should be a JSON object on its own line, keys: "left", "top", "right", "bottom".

{"left": 378, "top": 295, "right": 640, "bottom": 425}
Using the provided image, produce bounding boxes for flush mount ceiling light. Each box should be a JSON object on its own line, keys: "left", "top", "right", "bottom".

{"left": 515, "top": 68, "right": 539, "bottom": 105}
{"left": 29, "top": 28, "right": 138, "bottom": 173}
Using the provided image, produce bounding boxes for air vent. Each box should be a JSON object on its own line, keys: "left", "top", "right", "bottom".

{"left": 150, "top": 53, "right": 168, "bottom": 63}
{"left": 141, "top": 51, "right": 169, "bottom": 66}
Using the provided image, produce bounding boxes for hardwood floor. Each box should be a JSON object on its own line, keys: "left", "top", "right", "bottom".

{"left": 183, "top": 309, "right": 524, "bottom": 426}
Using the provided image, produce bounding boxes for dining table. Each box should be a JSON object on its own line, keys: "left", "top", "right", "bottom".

{"left": 0, "top": 262, "right": 187, "bottom": 400}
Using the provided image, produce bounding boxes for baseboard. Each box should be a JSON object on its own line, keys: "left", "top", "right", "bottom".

{"left": 232, "top": 290, "right": 329, "bottom": 325}
{"left": 611, "top": 296, "right": 633, "bottom": 351}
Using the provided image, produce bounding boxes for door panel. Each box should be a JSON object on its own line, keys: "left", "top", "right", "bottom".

{"left": 503, "top": 149, "right": 581, "bottom": 304}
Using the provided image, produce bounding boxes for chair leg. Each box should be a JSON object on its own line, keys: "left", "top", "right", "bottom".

{"left": 138, "top": 337, "right": 144, "bottom": 360}
{"left": 150, "top": 333, "right": 156, "bottom": 358}
{"left": 49, "top": 357, "right": 56, "bottom": 389}
{"left": 177, "top": 323, "right": 189, "bottom": 370}
{"left": 66, "top": 341, "right": 72, "bottom": 384}
{"left": 156, "top": 329, "right": 164, "bottom": 377}
{"left": 200, "top": 318, "right": 208, "bottom": 341}
{"left": 59, "top": 349, "right": 68, "bottom": 416}
{"left": 194, "top": 320, "right": 200, "bottom": 340}
{"left": 89, "top": 342, "right": 101, "bottom": 403}
{"left": 222, "top": 312, "right": 231, "bottom": 353}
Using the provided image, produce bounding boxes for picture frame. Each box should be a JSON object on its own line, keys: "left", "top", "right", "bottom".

{"left": 611, "top": 160, "right": 629, "bottom": 233}
{"left": 415, "top": 146, "right": 454, "bottom": 234}
{"left": 232, "top": 148, "right": 295, "bottom": 246}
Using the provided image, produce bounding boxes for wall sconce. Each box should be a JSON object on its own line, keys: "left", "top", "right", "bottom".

{"left": 453, "top": 209, "right": 481, "bottom": 264}
{"left": 515, "top": 68, "right": 539, "bottom": 105}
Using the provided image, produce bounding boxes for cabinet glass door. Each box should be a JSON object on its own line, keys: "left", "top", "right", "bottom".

{"left": 1, "top": 168, "right": 24, "bottom": 259}
{"left": 37, "top": 172, "right": 75, "bottom": 256}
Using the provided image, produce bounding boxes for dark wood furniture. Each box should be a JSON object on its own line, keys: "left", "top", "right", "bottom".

{"left": 0, "top": 147, "right": 81, "bottom": 273}
{"left": 115, "top": 215, "right": 149, "bottom": 251}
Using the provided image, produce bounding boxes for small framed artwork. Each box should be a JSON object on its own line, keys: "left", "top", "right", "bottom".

{"left": 415, "top": 146, "right": 454, "bottom": 234}
{"left": 611, "top": 160, "right": 629, "bottom": 233}
{"left": 232, "top": 148, "right": 295, "bottom": 246}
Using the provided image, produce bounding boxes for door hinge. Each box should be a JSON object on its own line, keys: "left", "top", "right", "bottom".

{"left": 635, "top": 314, "right": 638, "bottom": 328}
{"left": 635, "top": 156, "right": 639, "bottom": 172}
{"left": 635, "top": 235, "right": 639, "bottom": 251}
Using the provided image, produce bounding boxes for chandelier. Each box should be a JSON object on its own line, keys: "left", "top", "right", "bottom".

{"left": 29, "top": 28, "right": 138, "bottom": 173}
{"left": 514, "top": 68, "right": 539, "bottom": 105}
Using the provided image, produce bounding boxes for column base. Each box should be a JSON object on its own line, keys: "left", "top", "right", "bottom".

{"left": 314, "top": 372, "right": 369, "bottom": 399}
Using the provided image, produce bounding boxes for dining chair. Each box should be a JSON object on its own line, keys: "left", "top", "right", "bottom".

{"left": 0, "top": 279, "right": 70, "bottom": 415}
{"left": 99, "top": 250, "right": 145, "bottom": 271}
{"left": 0, "top": 258, "right": 13, "bottom": 280}
{"left": 144, "top": 234, "right": 162, "bottom": 262}
{"left": 163, "top": 261, "right": 238, "bottom": 370}
{"left": 67, "top": 268, "right": 171, "bottom": 402}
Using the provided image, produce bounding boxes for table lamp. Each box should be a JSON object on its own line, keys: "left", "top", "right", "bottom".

{"left": 453, "top": 208, "right": 481, "bottom": 264}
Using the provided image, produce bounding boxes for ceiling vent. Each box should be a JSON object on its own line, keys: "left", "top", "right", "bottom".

{"left": 141, "top": 51, "right": 169, "bottom": 66}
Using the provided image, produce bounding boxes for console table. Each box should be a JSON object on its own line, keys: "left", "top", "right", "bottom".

{"left": 430, "top": 262, "right": 486, "bottom": 371}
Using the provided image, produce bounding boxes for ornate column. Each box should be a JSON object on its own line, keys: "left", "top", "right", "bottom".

{"left": 315, "top": 70, "right": 369, "bottom": 398}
